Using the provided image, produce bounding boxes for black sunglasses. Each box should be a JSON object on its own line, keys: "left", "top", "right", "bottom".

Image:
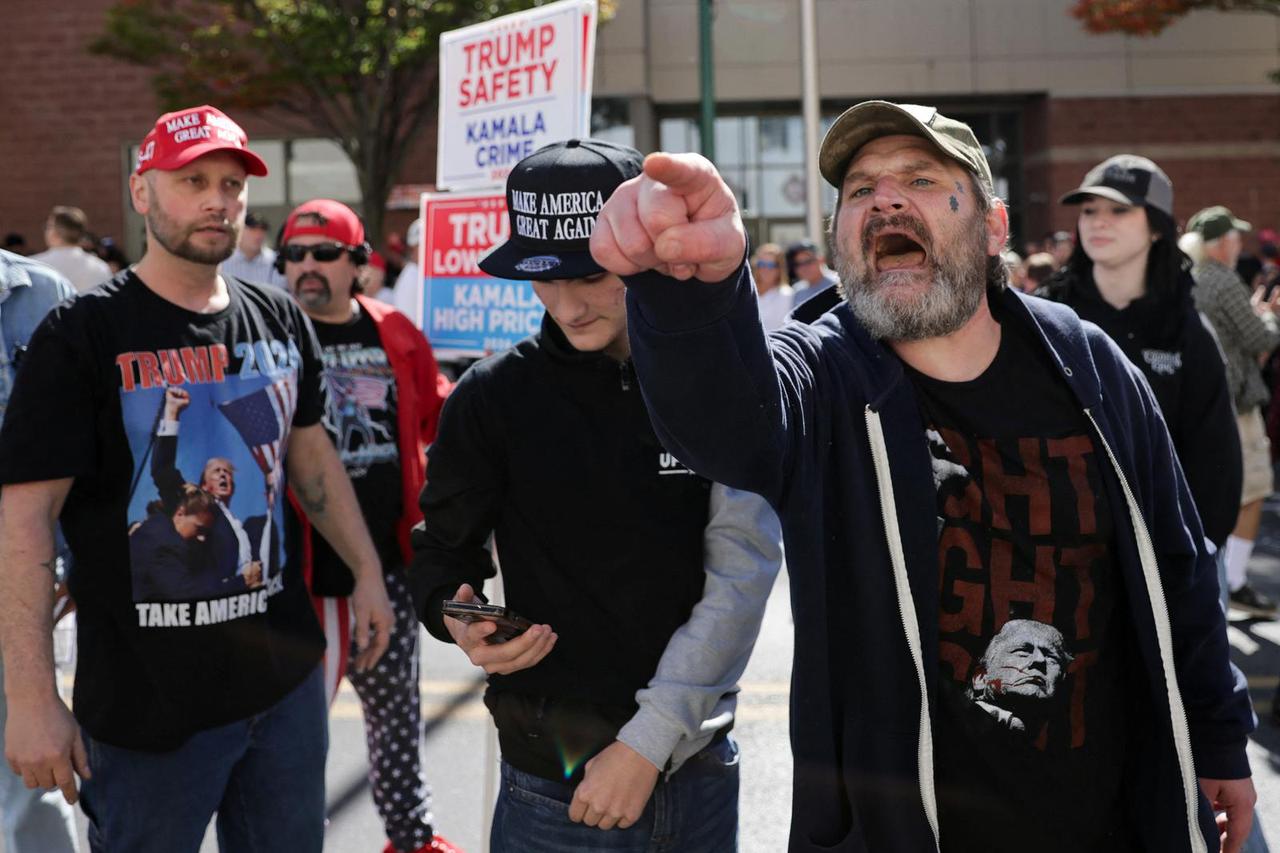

{"left": 281, "top": 242, "right": 347, "bottom": 263}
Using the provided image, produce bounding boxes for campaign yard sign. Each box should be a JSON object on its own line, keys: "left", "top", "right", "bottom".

{"left": 419, "top": 190, "right": 543, "bottom": 360}
{"left": 436, "top": 0, "right": 597, "bottom": 192}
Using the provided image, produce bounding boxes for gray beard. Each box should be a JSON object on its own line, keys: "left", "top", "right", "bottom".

{"left": 836, "top": 221, "right": 988, "bottom": 342}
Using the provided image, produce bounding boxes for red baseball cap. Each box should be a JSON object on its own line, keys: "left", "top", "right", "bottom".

{"left": 281, "top": 199, "right": 365, "bottom": 247}
{"left": 135, "top": 105, "right": 268, "bottom": 177}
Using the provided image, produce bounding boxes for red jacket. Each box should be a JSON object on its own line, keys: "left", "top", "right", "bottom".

{"left": 293, "top": 295, "right": 445, "bottom": 580}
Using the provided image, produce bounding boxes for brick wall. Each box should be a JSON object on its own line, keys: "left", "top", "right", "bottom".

{"left": 1029, "top": 94, "right": 1280, "bottom": 242}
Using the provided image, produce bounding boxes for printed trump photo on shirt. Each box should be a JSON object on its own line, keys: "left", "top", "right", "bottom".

{"left": 118, "top": 343, "right": 298, "bottom": 605}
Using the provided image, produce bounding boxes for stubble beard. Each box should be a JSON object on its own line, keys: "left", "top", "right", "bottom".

{"left": 836, "top": 211, "right": 989, "bottom": 342}
{"left": 146, "top": 203, "right": 238, "bottom": 266}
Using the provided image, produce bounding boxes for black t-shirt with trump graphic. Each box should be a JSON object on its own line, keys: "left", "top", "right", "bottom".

{"left": 0, "top": 271, "right": 326, "bottom": 751}
{"left": 902, "top": 299, "right": 1133, "bottom": 852}
{"left": 302, "top": 306, "right": 403, "bottom": 595}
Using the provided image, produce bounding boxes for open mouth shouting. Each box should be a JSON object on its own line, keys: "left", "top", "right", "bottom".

{"left": 874, "top": 231, "right": 928, "bottom": 271}
{"left": 861, "top": 216, "right": 933, "bottom": 275}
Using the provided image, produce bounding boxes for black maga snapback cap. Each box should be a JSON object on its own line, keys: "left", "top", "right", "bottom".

{"left": 479, "top": 138, "right": 644, "bottom": 281}
{"left": 1059, "top": 154, "right": 1174, "bottom": 218}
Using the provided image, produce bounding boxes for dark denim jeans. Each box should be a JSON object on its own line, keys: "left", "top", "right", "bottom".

{"left": 79, "top": 666, "right": 327, "bottom": 853}
{"left": 491, "top": 735, "right": 740, "bottom": 853}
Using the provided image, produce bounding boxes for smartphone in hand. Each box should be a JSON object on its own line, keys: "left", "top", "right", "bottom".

{"left": 441, "top": 599, "right": 533, "bottom": 644}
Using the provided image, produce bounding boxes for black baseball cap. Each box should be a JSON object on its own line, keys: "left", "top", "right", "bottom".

{"left": 244, "top": 211, "right": 270, "bottom": 230}
{"left": 479, "top": 139, "right": 643, "bottom": 281}
{"left": 1060, "top": 154, "right": 1174, "bottom": 218}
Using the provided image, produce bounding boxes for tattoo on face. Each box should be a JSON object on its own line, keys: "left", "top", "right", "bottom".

{"left": 950, "top": 195, "right": 960, "bottom": 212}
{"left": 955, "top": 181, "right": 965, "bottom": 194}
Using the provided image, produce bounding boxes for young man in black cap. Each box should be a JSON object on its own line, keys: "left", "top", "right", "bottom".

{"left": 409, "top": 138, "right": 783, "bottom": 851}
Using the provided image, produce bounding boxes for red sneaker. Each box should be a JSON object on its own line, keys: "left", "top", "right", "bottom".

{"left": 383, "top": 836, "right": 464, "bottom": 853}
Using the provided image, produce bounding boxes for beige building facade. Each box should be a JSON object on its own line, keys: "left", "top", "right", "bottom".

{"left": 2, "top": 0, "right": 1276, "bottom": 258}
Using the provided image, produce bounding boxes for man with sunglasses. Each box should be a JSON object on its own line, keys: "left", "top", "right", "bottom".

{"left": 279, "top": 199, "right": 456, "bottom": 853}
{"left": 785, "top": 239, "right": 838, "bottom": 305}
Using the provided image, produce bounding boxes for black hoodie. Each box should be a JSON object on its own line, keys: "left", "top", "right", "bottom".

{"left": 1038, "top": 268, "right": 1242, "bottom": 547}
{"left": 407, "top": 314, "right": 713, "bottom": 778}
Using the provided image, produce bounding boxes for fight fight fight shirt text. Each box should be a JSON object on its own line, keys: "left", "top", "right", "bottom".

{"left": 902, "top": 299, "right": 1133, "bottom": 853}
{"left": 0, "top": 272, "right": 327, "bottom": 751}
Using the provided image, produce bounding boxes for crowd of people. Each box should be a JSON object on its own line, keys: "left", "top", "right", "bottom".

{"left": 0, "top": 96, "right": 1275, "bottom": 853}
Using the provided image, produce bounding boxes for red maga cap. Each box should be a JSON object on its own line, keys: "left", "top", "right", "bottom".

{"left": 281, "top": 199, "right": 365, "bottom": 247}
{"left": 135, "top": 105, "right": 268, "bottom": 177}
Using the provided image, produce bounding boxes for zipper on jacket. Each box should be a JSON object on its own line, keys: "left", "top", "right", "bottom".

{"left": 863, "top": 405, "right": 941, "bottom": 851}
{"left": 619, "top": 360, "right": 633, "bottom": 391}
{"left": 1083, "top": 408, "right": 1207, "bottom": 853}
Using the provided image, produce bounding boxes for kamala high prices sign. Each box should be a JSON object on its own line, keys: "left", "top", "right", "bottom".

{"left": 436, "top": 0, "right": 597, "bottom": 192}
{"left": 420, "top": 191, "right": 544, "bottom": 360}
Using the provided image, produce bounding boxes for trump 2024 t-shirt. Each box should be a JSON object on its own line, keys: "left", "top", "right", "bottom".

{"left": 0, "top": 272, "right": 326, "bottom": 750}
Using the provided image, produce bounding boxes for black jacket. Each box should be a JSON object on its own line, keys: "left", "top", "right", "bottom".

{"left": 626, "top": 270, "right": 1250, "bottom": 853}
{"left": 1038, "top": 268, "right": 1242, "bottom": 547}
{"left": 409, "top": 315, "right": 711, "bottom": 710}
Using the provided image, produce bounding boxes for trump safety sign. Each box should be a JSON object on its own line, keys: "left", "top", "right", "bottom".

{"left": 436, "top": 0, "right": 597, "bottom": 192}
{"left": 418, "top": 190, "right": 544, "bottom": 360}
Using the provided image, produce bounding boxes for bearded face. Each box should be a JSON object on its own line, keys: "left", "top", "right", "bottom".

{"left": 834, "top": 205, "right": 990, "bottom": 342}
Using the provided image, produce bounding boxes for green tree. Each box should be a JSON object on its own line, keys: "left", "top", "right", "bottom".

{"left": 91, "top": 0, "right": 611, "bottom": 246}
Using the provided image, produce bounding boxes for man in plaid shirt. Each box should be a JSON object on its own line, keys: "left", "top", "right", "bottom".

{"left": 1189, "top": 205, "right": 1280, "bottom": 619}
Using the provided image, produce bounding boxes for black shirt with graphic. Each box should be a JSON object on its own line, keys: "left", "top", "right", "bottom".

{"left": 307, "top": 306, "right": 402, "bottom": 595}
{"left": 901, "top": 301, "right": 1133, "bottom": 852}
{"left": 0, "top": 272, "right": 326, "bottom": 751}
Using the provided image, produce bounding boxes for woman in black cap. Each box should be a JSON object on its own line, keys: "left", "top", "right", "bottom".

{"left": 1038, "top": 155, "right": 1242, "bottom": 559}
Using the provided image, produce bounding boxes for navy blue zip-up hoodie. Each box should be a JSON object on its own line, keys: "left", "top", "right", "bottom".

{"left": 624, "top": 265, "right": 1254, "bottom": 853}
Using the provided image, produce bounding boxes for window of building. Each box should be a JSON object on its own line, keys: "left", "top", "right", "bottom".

{"left": 591, "top": 98, "right": 635, "bottom": 148}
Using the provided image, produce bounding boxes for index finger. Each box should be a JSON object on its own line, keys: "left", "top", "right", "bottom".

{"left": 1222, "top": 804, "right": 1253, "bottom": 853}
{"left": 52, "top": 759, "right": 79, "bottom": 805}
{"left": 568, "top": 786, "right": 588, "bottom": 823}
{"left": 354, "top": 619, "right": 391, "bottom": 671}
{"left": 642, "top": 152, "right": 714, "bottom": 195}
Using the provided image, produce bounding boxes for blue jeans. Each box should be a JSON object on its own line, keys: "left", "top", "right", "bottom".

{"left": 80, "top": 666, "right": 327, "bottom": 853}
{"left": 491, "top": 735, "right": 740, "bottom": 853}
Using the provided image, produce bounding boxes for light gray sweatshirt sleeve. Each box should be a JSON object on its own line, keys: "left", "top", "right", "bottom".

{"left": 616, "top": 484, "right": 783, "bottom": 774}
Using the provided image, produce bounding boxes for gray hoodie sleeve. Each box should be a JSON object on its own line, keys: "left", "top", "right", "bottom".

{"left": 616, "top": 484, "right": 783, "bottom": 773}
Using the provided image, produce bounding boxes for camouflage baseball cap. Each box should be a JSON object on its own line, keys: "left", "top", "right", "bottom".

{"left": 818, "top": 101, "right": 994, "bottom": 195}
{"left": 1187, "top": 205, "right": 1252, "bottom": 242}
